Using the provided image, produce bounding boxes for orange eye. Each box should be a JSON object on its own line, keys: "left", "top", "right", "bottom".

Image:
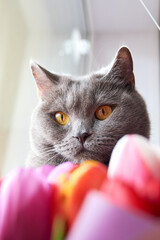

{"left": 55, "top": 112, "right": 70, "bottom": 125}
{"left": 95, "top": 105, "right": 112, "bottom": 120}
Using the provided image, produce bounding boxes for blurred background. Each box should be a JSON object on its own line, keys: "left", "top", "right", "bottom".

{"left": 0, "top": 0, "right": 159, "bottom": 175}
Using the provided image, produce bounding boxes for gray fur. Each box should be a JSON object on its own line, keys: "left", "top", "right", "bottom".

{"left": 26, "top": 47, "right": 150, "bottom": 167}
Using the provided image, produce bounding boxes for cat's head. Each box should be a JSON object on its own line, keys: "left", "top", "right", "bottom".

{"left": 29, "top": 47, "right": 150, "bottom": 166}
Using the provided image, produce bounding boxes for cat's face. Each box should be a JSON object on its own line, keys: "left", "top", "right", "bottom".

{"left": 29, "top": 47, "right": 150, "bottom": 167}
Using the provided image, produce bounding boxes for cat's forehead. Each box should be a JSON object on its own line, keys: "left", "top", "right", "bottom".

{"left": 61, "top": 74, "right": 108, "bottom": 101}
{"left": 52, "top": 74, "right": 120, "bottom": 112}
{"left": 41, "top": 73, "right": 122, "bottom": 116}
{"left": 60, "top": 73, "right": 104, "bottom": 88}
{"left": 60, "top": 76, "right": 95, "bottom": 112}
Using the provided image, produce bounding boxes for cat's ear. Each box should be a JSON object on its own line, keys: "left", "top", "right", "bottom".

{"left": 109, "top": 47, "right": 135, "bottom": 88}
{"left": 30, "top": 61, "right": 59, "bottom": 97}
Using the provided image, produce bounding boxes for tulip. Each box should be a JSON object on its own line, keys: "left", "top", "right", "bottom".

{"left": 47, "top": 161, "right": 76, "bottom": 184}
{"left": 35, "top": 164, "right": 55, "bottom": 178}
{"left": 61, "top": 160, "right": 107, "bottom": 228}
{"left": 48, "top": 162, "right": 76, "bottom": 240}
{"left": 104, "top": 134, "right": 160, "bottom": 216}
{"left": 0, "top": 178, "right": 3, "bottom": 187}
{"left": 0, "top": 168, "right": 54, "bottom": 240}
{"left": 101, "top": 179, "right": 156, "bottom": 216}
{"left": 108, "top": 134, "right": 160, "bottom": 189}
{"left": 67, "top": 190, "right": 160, "bottom": 240}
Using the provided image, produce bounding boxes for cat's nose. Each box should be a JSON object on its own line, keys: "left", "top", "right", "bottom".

{"left": 75, "top": 132, "right": 91, "bottom": 145}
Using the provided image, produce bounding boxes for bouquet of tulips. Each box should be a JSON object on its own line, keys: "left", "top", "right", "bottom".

{"left": 0, "top": 134, "right": 160, "bottom": 240}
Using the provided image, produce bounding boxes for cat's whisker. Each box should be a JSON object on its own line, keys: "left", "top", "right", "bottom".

{"left": 56, "top": 142, "right": 69, "bottom": 148}
{"left": 45, "top": 151, "right": 70, "bottom": 165}
{"left": 33, "top": 148, "right": 56, "bottom": 161}
{"left": 36, "top": 146, "right": 53, "bottom": 152}
{"left": 44, "top": 152, "right": 60, "bottom": 165}
{"left": 35, "top": 145, "right": 55, "bottom": 153}
{"left": 38, "top": 153, "right": 54, "bottom": 159}
{"left": 39, "top": 149, "right": 55, "bottom": 155}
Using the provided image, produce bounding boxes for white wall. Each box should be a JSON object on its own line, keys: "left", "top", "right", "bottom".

{"left": 0, "top": 0, "right": 27, "bottom": 175}
{"left": 90, "top": 31, "right": 160, "bottom": 145}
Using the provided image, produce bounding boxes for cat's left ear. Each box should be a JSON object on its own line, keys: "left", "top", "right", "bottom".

{"left": 109, "top": 47, "right": 135, "bottom": 88}
{"left": 30, "top": 61, "right": 59, "bottom": 97}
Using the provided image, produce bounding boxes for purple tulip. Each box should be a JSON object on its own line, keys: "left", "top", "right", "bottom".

{"left": 67, "top": 191, "right": 160, "bottom": 240}
{"left": 0, "top": 168, "right": 54, "bottom": 240}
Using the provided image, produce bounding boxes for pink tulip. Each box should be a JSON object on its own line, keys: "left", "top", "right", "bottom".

{"left": 106, "top": 134, "right": 160, "bottom": 216}
{"left": 47, "top": 161, "right": 75, "bottom": 183}
{"left": 0, "top": 168, "right": 54, "bottom": 240}
{"left": 0, "top": 178, "right": 3, "bottom": 187}
{"left": 35, "top": 164, "right": 55, "bottom": 178}
{"left": 108, "top": 134, "right": 160, "bottom": 189}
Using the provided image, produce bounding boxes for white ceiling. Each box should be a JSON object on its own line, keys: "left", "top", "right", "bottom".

{"left": 19, "top": 0, "right": 160, "bottom": 34}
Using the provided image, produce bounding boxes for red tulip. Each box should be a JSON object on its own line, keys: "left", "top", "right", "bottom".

{"left": 47, "top": 162, "right": 76, "bottom": 239}
{"left": 61, "top": 160, "right": 107, "bottom": 228}
{"left": 101, "top": 179, "right": 160, "bottom": 216}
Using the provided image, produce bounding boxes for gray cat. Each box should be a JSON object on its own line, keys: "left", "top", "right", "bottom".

{"left": 26, "top": 47, "right": 150, "bottom": 167}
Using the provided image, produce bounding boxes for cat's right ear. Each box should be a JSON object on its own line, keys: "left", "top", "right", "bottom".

{"left": 30, "top": 61, "right": 59, "bottom": 97}
{"left": 108, "top": 47, "right": 135, "bottom": 89}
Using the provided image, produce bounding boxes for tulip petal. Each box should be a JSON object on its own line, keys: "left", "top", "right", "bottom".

{"left": 108, "top": 135, "right": 160, "bottom": 189}
{"left": 107, "top": 134, "right": 160, "bottom": 216}
{"left": 63, "top": 160, "right": 107, "bottom": 227}
{"left": 0, "top": 168, "right": 53, "bottom": 240}
{"left": 35, "top": 164, "right": 55, "bottom": 178}
{"left": 47, "top": 162, "right": 75, "bottom": 183}
{"left": 67, "top": 191, "right": 160, "bottom": 240}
